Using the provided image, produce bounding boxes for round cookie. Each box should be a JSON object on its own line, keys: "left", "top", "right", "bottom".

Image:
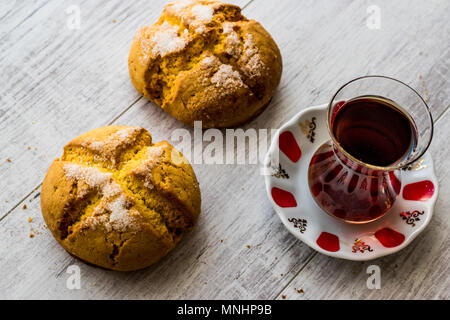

{"left": 41, "top": 126, "right": 201, "bottom": 271}
{"left": 128, "top": 0, "right": 282, "bottom": 128}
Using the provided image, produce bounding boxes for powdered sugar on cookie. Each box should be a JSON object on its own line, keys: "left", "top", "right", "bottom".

{"left": 64, "top": 164, "right": 113, "bottom": 193}
{"left": 200, "top": 55, "right": 220, "bottom": 68}
{"left": 222, "top": 22, "right": 234, "bottom": 34}
{"left": 242, "top": 34, "right": 265, "bottom": 78}
{"left": 87, "top": 195, "right": 141, "bottom": 233}
{"left": 224, "top": 30, "right": 241, "bottom": 58}
{"left": 132, "top": 145, "right": 165, "bottom": 189}
{"left": 244, "top": 54, "right": 264, "bottom": 77}
{"left": 81, "top": 127, "right": 142, "bottom": 165}
{"left": 211, "top": 64, "right": 245, "bottom": 89}
{"left": 198, "top": 55, "right": 220, "bottom": 86}
{"left": 150, "top": 22, "right": 189, "bottom": 57}
{"left": 194, "top": 24, "right": 207, "bottom": 34}
{"left": 63, "top": 163, "right": 121, "bottom": 200}
{"left": 165, "top": 1, "right": 215, "bottom": 33}
{"left": 105, "top": 195, "right": 138, "bottom": 232}
{"left": 63, "top": 163, "right": 140, "bottom": 233}
{"left": 191, "top": 4, "right": 214, "bottom": 21}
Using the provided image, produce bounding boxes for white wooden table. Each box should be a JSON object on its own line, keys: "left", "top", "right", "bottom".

{"left": 0, "top": 0, "right": 449, "bottom": 299}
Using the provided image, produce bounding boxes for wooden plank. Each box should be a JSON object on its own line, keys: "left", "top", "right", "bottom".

{"left": 0, "top": 97, "right": 314, "bottom": 299}
{"left": 0, "top": 0, "right": 251, "bottom": 217}
{"left": 278, "top": 107, "right": 450, "bottom": 300}
{"left": 0, "top": 0, "right": 50, "bottom": 41}
{"left": 246, "top": 0, "right": 450, "bottom": 130}
{"left": 0, "top": 0, "right": 144, "bottom": 216}
{"left": 0, "top": 0, "right": 449, "bottom": 299}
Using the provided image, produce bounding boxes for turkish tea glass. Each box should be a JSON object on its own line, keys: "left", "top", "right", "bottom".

{"left": 308, "top": 76, "right": 433, "bottom": 223}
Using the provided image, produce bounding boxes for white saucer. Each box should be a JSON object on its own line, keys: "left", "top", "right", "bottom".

{"left": 264, "top": 104, "right": 438, "bottom": 260}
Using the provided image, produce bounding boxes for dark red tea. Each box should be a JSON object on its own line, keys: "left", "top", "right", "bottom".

{"left": 308, "top": 96, "right": 416, "bottom": 223}
{"left": 332, "top": 96, "right": 416, "bottom": 167}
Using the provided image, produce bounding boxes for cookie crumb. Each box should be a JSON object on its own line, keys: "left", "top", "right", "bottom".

{"left": 22, "top": 204, "right": 27, "bottom": 210}
{"left": 27, "top": 146, "right": 31, "bottom": 150}
{"left": 246, "top": 245, "right": 251, "bottom": 249}
{"left": 112, "top": 19, "right": 117, "bottom": 23}
{"left": 220, "top": 239, "right": 224, "bottom": 243}
{"left": 418, "top": 74, "right": 430, "bottom": 102}
{"left": 6, "top": 158, "right": 11, "bottom": 163}
{"left": 281, "top": 295, "right": 286, "bottom": 299}
{"left": 295, "top": 288, "right": 304, "bottom": 294}
{"left": 27, "top": 217, "right": 32, "bottom": 223}
{"left": 29, "top": 233, "right": 34, "bottom": 238}
{"left": 280, "top": 273, "right": 284, "bottom": 277}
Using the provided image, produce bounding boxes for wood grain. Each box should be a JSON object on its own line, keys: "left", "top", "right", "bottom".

{"left": 0, "top": 0, "right": 449, "bottom": 299}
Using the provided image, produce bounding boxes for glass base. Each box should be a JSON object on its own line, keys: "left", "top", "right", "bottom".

{"left": 308, "top": 141, "right": 402, "bottom": 223}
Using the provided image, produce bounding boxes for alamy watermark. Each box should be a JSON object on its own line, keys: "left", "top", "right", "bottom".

{"left": 169, "top": 121, "right": 280, "bottom": 175}
{"left": 66, "top": 264, "right": 81, "bottom": 290}
{"left": 366, "top": 5, "right": 381, "bottom": 30}
{"left": 66, "top": 5, "right": 81, "bottom": 30}
{"left": 366, "top": 264, "right": 381, "bottom": 289}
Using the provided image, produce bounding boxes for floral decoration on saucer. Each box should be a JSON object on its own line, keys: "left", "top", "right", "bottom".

{"left": 264, "top": 104, "right": 438, "bottom": 260}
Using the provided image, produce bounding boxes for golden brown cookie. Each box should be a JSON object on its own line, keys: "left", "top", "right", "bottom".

{"left": 128, "top": 0, "right": 282, "bottom": 128}
{"left": 41, "top": 126, "right": 201, "bottom": 271}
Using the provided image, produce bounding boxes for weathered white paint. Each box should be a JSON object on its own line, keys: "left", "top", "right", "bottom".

{"left": 0, "top": 0, "right": 448, "bottom": 299}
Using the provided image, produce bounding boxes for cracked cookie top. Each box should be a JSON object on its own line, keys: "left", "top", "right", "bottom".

{"left": 41, "top": 126, "right": 201, "bottom": 271}
{"left": 128, "top": 0, "right": 282, "bottom": 128}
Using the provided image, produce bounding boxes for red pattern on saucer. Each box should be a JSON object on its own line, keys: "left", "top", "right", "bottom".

{"left": 316, "top": 232, "right": 340, "bottom": 252}
{"left": 403, "top": 180, "right": 435, "bottom": 201}
{"left": 375, "top": 228, "right": 405, "bottom": 248}
{"left": 271, "top": 187, "right": 297, "bottom": 207}
{"left": 279, "top": 131, "right": 301, "bottom": 162}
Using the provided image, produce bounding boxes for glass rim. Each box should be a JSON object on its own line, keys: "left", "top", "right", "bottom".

{"left": 326, "top": 75, "right": 434, "bottom": 171}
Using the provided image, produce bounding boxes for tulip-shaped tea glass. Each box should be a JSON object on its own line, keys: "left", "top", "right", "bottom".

{"left": 308, "top": 76, "right": 433, "bottom": 223}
